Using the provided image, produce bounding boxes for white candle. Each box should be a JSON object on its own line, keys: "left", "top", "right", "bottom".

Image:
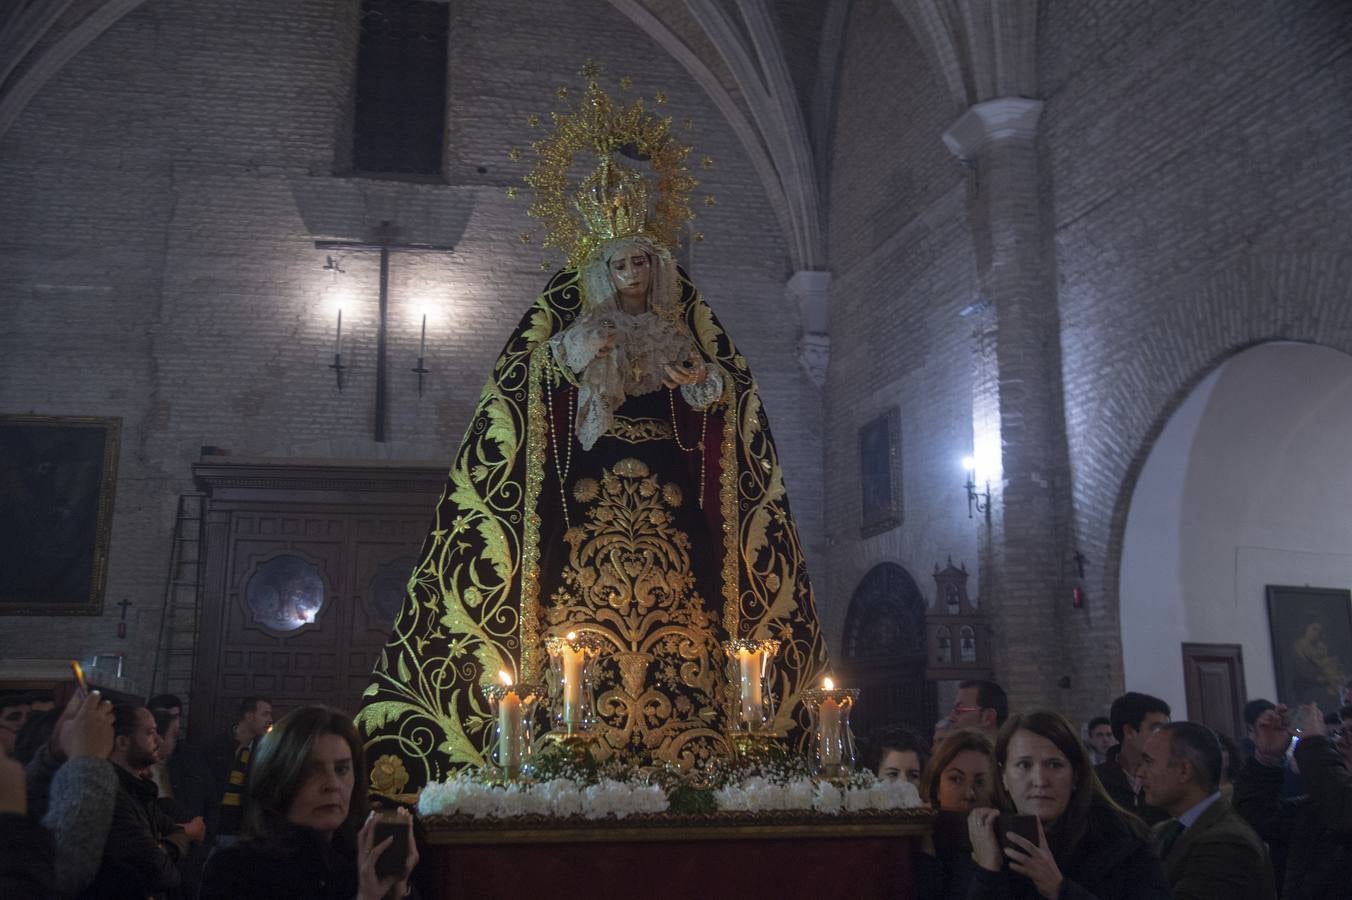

{"left": 560, "top": 634, "right": 584, "bottom": 731}
{"left": 497, "top": 671, "right": 523, "bottom": 770}
{"left": 819, "top": 694, "right": 843, "bottom": 767}
{"left": 418, "top": 313, "right": 427, "bottom": 357}
{"left": 335, "top": 307, "right": 343, "bottom": 354}
{"left": 737, "top": 648, "right": 764, "bottom": 726}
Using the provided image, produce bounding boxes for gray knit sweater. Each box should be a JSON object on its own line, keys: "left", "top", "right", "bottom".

{"left": 40, "top": 755, "right": 118, "bottom": 897}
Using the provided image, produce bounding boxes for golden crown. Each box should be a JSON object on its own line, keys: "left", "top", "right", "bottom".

{"left": 512, "top": 62, "right": 707, "bottom": 269}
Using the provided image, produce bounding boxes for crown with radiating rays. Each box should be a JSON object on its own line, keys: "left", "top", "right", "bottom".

{"left": 509, "top": 61, "right": 711, "bottom": 269}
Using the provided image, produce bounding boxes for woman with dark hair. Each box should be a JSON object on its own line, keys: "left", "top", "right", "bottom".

{"left": 966, "top": 710, "right": 1171, "bottom": 900}
{"left": 200, "top": 706, "right": 418, "bottom": 900}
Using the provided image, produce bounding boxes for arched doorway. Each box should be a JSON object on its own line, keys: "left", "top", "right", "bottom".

{"left": 839, "top": 563, "right": 937, "bottom": 741}
{"left": 1119, "top": 342, "right": 1352, "bottom": 727}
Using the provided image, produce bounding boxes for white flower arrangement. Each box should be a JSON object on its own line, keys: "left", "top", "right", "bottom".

{"left": 417, "top": 768, "right": 921, "bottom": 820}
{"left": 713, "top": 774, "right": 920, "bottom": 816}
{"left": 418, "top": 773, "right": 669, "bottom": 820}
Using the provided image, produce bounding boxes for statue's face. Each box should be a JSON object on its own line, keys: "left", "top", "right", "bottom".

{"left": 608, "top": 249, "right": 651, "bottom": 303}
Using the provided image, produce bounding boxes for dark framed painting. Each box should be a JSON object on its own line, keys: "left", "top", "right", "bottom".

{"left": 859, "top": 407, "right": 901, "bottom": 538}
{"left": 1266, "top": 585, "right": 1352, "bottom": 708}
{"left": 0, "top": 415, "right": 121, "bottom": 615}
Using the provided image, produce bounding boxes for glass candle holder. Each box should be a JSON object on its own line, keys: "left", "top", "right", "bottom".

{"left": 721, "top": 638, "right": 780, "bottom": 732}
{"left": 484, "top": 674, "right": 543, "bottom": 780}
{"left": 545, "top": 630, "right": 604, "bottom": 736}
{"left": 802, "top": 680, "right": 859, "bottom": 778}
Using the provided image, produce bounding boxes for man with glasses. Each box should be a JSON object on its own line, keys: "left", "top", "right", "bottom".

{"left": 947, "top": 680, "right": 1007, "bottom": 740}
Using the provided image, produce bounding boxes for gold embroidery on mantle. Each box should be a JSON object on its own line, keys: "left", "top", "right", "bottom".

{"left": 546, "top": 457, "right": 727, "bottom": 768}
{"left": 604, "top": 415, "right": 673, "bottom": 444}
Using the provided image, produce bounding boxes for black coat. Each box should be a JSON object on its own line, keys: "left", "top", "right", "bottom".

{"left": 77, "top": 764, "right": 188, "bottom": 900}
{"left": 0, "top": 812, "right": 55, "bottom": 900}
{"left": 1094, "top": 746, "right": 1169, "bottom": 826}
{"left": 1233, "top": 735, "right": 1352, "bottom": 899}
{"left": 199, "top": 828, "right": 359, "bottom": 900}
{"left": 966, "top": 807, "right": 1172, "bottom": 900}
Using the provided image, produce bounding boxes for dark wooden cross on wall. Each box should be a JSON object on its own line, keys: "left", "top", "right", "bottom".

{"left": 315, "top": 221, "right": 455, "bottom": 443}
{"left": 116, "top": 597, "right": 132, "bottom": 639}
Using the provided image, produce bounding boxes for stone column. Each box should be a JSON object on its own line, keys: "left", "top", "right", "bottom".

{"left": 945, "top": 98, "right": 1074, "bottom": 713}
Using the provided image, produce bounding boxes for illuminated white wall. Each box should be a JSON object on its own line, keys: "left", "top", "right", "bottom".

{"left": 1120, "top": 342, "right": 1352, "bottom": 716}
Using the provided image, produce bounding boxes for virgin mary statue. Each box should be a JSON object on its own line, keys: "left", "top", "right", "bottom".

{"left": 357, "top": 68, "right": 828, "bottom": 799}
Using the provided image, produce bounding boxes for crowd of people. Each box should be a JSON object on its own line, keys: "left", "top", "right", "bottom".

{"left": 0, "top": 689, "right": 416, "bottom": 899}
{"left": 866, "top": 678, "right": 1352, "bottom": 899}
{"left": 3, "top": 674, "right": 1350, "bottom": 898}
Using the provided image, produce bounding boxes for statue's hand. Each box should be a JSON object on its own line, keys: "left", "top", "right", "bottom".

{"left": 662, "top": 359, "right": 706, "bottom": 389}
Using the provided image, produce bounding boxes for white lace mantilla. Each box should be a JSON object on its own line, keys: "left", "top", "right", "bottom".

{"left": 550, "top": 304, "right": 724, "bottom": 450}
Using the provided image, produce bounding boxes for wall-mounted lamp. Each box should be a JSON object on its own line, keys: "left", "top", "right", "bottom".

{"left": 324, "top": 255, "right": 348, "bottom": 390}
{"left": 410, "top": 312, "right": 430, "bottom": 396}
{"left": 962, "top": 456, "right": 990, "bottom": 520}
{"left": 329, "top": 302, "right": 346, "bottom": 390}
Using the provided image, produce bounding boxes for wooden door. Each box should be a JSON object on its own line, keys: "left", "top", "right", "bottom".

{"left": 189, "top": 462, "right": 444, "bottom": 741}
{"left": 839, "top": 563, "right": 937, "bottom": 743}
{"left": 1182, "top": 642, "right": 1247, "bottom": 739}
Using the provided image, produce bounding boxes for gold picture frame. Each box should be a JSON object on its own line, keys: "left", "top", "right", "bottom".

{"left": 0, "top": 415, "right": 121, "bottom": 615}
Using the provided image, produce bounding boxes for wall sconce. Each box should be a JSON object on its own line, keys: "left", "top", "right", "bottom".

{"left": 324, "top": 256, "right": 347, "bottom": 391}
{"left": 962, "top": 456, "right": 990, "bottom": 520}
{"left": 328, "top": 302, "right": 346, "bottom": 391}
{"left": 411, "top": 312, "right": 430, "bottom": 396}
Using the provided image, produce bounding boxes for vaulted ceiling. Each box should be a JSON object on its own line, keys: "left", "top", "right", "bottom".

{"left": 0, "top": 0, "right": 1038, "bottom": 276}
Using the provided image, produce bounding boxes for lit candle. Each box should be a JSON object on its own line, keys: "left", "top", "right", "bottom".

{"left": 560, "top": 632, "right": 584, "bottom": 731}
{"left": 737, "top": 648, "right": 764, "bottom": 726}
{"left": 819, "top": 677, "right": 843, "bottom": 768}
{"left": 497, "top": 670, "right": 523, "bottom": 770}
{"left": 335, "top": 306, "right": 343, "bottom": 354}
{"left": 418, "top": 313, "right": 427, "bottom": 358}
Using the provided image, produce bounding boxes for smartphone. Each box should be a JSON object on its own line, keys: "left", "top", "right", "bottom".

{"left": 373, "top": 813, "right": 409, "bottom": 880}
{"left": 997, "top": 813, "right": 1040, "bottom": 850}
{"left": 70, "top": 660, "right": 89, "bottom": 697}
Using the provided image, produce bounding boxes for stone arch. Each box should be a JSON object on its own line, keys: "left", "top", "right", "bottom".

{"left": 1079, "top": 251, "right": 1352, "bottom": 699}
{"left": 1116, "top": 341, "right": 1352, "bottom": 713}
{"left": 839, "top": 562, "right": 937, "bottom": 737}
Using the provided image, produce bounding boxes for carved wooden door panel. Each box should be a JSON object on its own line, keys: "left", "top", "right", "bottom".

{"left": 189, "top": 463, "right": 444, "bottom": 740}
{"left": 1182, "top": 642, "right": 1247, "bottom": 740}
{"left": 839, "top": 563, "right": 938, "bottom": 743}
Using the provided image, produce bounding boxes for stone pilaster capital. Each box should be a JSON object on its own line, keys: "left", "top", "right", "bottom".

{"left": 942, "top": 97, "right": 1043, "bottom": 161}
{"left": 796, "top": 332, "right": 831, "bottom": 388}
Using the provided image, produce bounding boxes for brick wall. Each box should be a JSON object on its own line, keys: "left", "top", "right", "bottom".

{"left": 0, "top": 0, "right": 821, "bottom": 693}
{"left": 824, "top": 0, "right": 980, "bottom": 665}
{"left": 824, "top": 0, "right": 1352, "bottom": 721}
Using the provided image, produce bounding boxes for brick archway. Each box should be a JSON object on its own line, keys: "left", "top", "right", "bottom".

{"left": 1069, "top": 251, "right": 1352, "bottom": 709}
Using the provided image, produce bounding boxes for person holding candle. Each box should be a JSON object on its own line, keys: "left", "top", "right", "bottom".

{"left": 356, "top": 67, "right": 829, "bottom": 788}
{"left": 964, "top": 710, "right": 1171, "bottom": 900}
{"left": 200, "top": 706, "right": 419, "bottom": 900}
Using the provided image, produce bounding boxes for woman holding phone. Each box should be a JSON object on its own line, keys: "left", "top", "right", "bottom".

{"left": 965, "top": 711, "right": 1171, "bottom": 900}
{"left": 201, "top": 706, "right": 418, "bottom": 899}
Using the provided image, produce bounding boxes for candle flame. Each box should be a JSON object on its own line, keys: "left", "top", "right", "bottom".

{"left": 498, "top": 669, "right": 513, "bottom": 686}
{"left": 823, "top": 676, "right": 834, "bottom": 690}
{"left": 566, "top": 631, "right": 577, "bottom": 641}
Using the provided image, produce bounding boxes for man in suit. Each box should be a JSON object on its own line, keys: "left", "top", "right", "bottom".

{"left": 1138, "top": 721, "right": 1274, "bottom": 900}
